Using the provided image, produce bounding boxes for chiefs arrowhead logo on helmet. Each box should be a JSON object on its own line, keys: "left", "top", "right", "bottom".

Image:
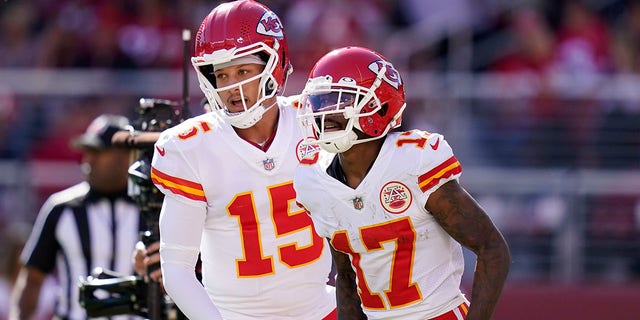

{"left": 368, "top": 60, "right": 402, "bottom": 89}
{"left": 257, "top": 11, "right": 284, "bottom": 38}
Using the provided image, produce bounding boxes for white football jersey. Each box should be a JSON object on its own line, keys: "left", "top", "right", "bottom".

{"left": 295, "top": 130, "right": 468, "bottom": 320}
{"left": 151, "top": 97, "right": 335, "bottom": 319}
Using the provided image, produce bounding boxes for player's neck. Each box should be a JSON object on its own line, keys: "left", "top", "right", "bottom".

{"left": 234, "top": 103, "right": 279, "bottom": 145}
{"left": 338, "top": 139, "right": 383, "bottom": 188}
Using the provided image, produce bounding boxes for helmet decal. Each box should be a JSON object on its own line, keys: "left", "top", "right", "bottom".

{"left": 257, "top": 12, "right": 284, "bottom": 38}
{"left": 368, "top": 60, "right": 402, "bottom": 89}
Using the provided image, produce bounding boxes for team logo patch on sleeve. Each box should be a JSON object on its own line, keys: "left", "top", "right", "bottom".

{"left": 296, "top": 139, "right": 320, "bottom": 164}
{"left": 379, "top": 181, "right": 412, "bottom": 214}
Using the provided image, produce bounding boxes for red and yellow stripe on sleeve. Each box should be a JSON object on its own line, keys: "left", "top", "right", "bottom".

{"left": 418, "top": 156, "right": 462, "bottom": 192}
{"left": 151, "top": 167, "right": 207, "bottom": 202}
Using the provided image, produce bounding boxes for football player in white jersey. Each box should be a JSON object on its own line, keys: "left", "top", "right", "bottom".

{"left": 149, "top": 1, "right": 336, "bottom": 319}
{"left": 294, "top": 46, "right": 511, "bottom": 320}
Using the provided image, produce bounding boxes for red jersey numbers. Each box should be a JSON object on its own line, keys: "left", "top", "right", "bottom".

{"left": 228, "top": 181, "right": 324, "bottom": 277}
{"left": 178, "top": 121, "right": 212, "bottom": 140}
{"left": 395, "top": 130, "right": 430, "bottom": 149}
{"left": 270, "top": 183, "right": 325, "bottom": 267}
{"left": 331, "top": 217, "right": 422, "bottom": 310}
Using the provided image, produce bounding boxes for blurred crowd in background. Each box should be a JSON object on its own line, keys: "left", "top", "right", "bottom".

{"left": 1, "top": 0, "right": 639, "bottom": 163}
{"left": 1, "top": 0, "right": 640, "bottom": 318}
{"left": 1, "top": 0, "right": 640, "bottom": 161}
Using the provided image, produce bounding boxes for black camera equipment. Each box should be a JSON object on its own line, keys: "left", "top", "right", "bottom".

{"left": 79, "top": 98, "right": 187, "bottom": 319}
{"left": 79, "top": 28, "right": 192, "bottom": 320}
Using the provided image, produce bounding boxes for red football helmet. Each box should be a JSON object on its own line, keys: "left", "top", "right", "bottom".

{"left": 297, "top": 46, "right": 406, "bottom": 153}
{"left": 191, "top": 0, "right": 293, "bottom": 128}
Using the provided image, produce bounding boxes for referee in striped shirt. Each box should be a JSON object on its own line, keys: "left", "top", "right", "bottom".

{"left": 10, "top": 114, "right": 143, "bottom": 320}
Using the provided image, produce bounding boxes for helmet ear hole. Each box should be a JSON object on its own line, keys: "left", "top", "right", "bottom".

{"left": 265, "top": 79, "right": 276, "bottom": 95}
{"left": 377, "top": 103, "right": 388, "bottom": 116}
{"left": 360, "top": 104, "right": 389, "bottom": 137}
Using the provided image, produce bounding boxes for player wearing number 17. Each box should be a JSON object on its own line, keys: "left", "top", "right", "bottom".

{"left": 294, "top": 46, "right": 511, "bottom": 320}
{"left": 149, "top": 1, "right": 336, "bottom": 319}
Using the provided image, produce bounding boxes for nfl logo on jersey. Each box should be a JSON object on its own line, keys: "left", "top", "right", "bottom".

{"left": 352, "top": 197, "right": 364, "bottom": 210}
{"left": 263, "top": 158, "right": 275, "bottom": 171}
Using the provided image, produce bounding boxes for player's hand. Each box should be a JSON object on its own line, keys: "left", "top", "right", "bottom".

{"left": 132, "top": 241, "right": 162, "bottom": 282}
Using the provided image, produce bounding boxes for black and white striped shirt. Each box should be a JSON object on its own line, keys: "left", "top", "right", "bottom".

{"left": 21, "top": 182, "right": 143, "bottom": 320}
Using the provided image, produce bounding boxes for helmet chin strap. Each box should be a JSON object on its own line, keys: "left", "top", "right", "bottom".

{"left": 318, "top": 130, "right": 358, "bottom": 153}
{"left": 227, "top": 100, "right": 278, "bottom": 129}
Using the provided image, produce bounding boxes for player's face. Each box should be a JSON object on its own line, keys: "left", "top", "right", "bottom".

{"left": 309, "top": 92, "right": 355, "bottom": 132}
{"left": 213, "top": 63, "right": 264, "bottom": 113}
